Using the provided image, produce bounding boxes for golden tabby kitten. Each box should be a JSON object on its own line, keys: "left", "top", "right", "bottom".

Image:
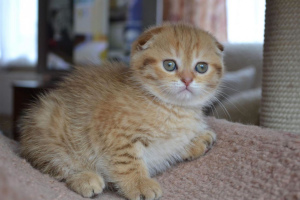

{"left": 19, "top": 23, "right": 224, "bottom": 200}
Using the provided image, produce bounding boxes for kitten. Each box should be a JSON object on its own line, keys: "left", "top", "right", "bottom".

{"left": 19, "top": 23, "right": 224, "bottom": 200}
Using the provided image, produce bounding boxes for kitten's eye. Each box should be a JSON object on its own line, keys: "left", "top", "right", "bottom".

{"left": 195, "top": 62, "right": 208, "bottom": 74}
{"left": 163, "top": 60, "right": 177, "bottom": 72}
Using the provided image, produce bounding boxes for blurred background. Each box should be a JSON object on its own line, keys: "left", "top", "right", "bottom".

{"left": 0, "top": 0, "right": 265, "bottom": 140}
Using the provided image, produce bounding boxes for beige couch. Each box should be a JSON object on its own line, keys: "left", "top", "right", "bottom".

{"left": 210, "top": 43, "right": 263, "bottom": 125}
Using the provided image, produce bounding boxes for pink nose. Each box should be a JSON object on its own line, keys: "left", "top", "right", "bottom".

{"left": 181, "top": 78, "right": 193, "bottom": 86}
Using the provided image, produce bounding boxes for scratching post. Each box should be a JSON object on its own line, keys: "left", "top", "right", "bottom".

{"left": 261, "top": 0, "right": 300, "bottom": 134}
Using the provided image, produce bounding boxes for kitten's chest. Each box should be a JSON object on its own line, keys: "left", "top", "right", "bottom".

{"left": 142, "top": 115, "right": 205, "bottom": 176}
{"left": 142, "top": 132, "right": 193, "bottom": 176}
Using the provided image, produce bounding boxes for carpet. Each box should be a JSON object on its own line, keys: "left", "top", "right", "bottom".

{"left": 0, "top": 118, "right": 299, "bottom": 200}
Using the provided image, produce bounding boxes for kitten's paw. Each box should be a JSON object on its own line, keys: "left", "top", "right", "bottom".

{"left": 202, "top": 130, "right": 217, "bottom": 151}
{"left": 66, "top": 171, "right": 105, "bottom": 198}
{"left": 184, "top": 130, "right": 217, "bottom": 161}
{"left": 123, "top": 178, "right": 162, "bottom": 200}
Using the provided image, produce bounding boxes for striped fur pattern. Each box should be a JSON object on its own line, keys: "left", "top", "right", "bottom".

{"left": 19, "top": 23, "right": 224, "bottom": 200}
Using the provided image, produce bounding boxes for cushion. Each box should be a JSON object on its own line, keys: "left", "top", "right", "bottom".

{"left": 220, "top": 66, "right": 256, "bottom": 98}
{"left": 223, "top": 43, "right": 263, "bottom": 88}
{"left": 212, "top": 88, "right": 261, "bottom": 125}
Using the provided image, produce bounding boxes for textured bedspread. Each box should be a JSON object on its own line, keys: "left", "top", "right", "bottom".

{"left": 0, "top": 118, "right": 299, "bottom": 200}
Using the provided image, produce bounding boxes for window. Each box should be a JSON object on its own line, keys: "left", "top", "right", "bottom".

{"left": 226, "top": 0, "right": 266, "bottom": 43}
{"left": 162, "top": 0, "right": 265, "bottom": 43}
{"left": 0, "top": 0, "right": 38, "bottom": 67}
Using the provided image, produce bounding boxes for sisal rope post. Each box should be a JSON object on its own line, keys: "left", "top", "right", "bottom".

{"left": 260, "top": 0, "right": 300, "bottom": 134}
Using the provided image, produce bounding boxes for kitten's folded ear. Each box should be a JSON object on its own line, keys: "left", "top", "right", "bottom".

{"left": 131, "top": 26, "right": 163, "bottom": 55}
{"left": 216, "top": 41, "right": 224, "bottom": 52}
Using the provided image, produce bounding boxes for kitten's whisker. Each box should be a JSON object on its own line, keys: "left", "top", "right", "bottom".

{"left": 215, "top": 92, "right": 246, "bottom": 116}
{"left": 196, "top": 89, "right": 221, "bottom": 117}
{"left": 207, "top": 102, "right": 220, "bottom": 118}
{"left": 212, "top": 96, "right": 232, "bottom": 121}
{"left": 218, "top": 84, "right": 241, "bottom": 93}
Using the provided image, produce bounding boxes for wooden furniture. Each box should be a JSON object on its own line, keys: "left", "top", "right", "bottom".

{"left": 12, "top": 80, "right": 55, "bottom": 140}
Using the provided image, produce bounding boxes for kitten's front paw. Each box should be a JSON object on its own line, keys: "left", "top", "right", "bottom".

{"left": 202, "top": 130, "right": 216, "bottom": 151}
{"left": 123, "top": 178, "right": 162, "bottom": 200}
{"left": 184, "top": 130, "right": 216, "bottom": 161}
{"left": 66, "top": 171, "right": 105, "bottom": 198}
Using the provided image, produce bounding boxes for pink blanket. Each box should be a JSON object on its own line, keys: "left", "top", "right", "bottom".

{"left": 0, "top": 118, "right": 299, "bottom": 200}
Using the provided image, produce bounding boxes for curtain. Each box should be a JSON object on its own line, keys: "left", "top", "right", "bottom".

{"left": 0, "top": 0, "right": 38, "bottom": 67}
{"left": 163, "top": 0, "right": 227, "bottom": 42}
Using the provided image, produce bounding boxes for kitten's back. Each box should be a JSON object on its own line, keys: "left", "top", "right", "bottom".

{"left": 19, "top": 62, "right": 131, "bottom": 179}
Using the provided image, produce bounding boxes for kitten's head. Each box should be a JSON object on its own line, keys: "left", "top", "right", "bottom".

{"left": 130, "top": 23, "right": 224, "bottom": 107}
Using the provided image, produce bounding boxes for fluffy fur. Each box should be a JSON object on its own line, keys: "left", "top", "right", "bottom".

{"left": 19, "top": 23, "right": 224, "bottom": 200}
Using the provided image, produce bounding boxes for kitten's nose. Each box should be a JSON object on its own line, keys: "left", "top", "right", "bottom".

{"left": 181, "top": 78, "right": 193, "bottom": 87}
